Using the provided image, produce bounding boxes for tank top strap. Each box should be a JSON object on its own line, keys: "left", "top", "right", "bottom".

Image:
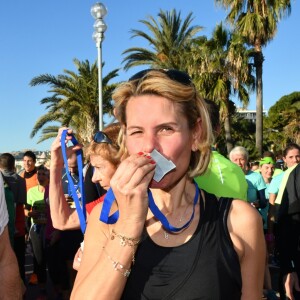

{"left": 218, "top": 197, "right": 233, "bottom": 237}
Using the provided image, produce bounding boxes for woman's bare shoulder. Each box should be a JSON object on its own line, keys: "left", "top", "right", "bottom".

{"left": 227, "top": 199, "right": 264, "bottom": 258}
{"left": 229, "top": 199, "right": 263, "bottom": 233}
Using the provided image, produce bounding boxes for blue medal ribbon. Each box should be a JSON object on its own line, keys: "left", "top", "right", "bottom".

{"left": 100, "top": 181, "right": 199, "bottom": 233}
{"left": 61, "top": 130, "right": 87, "bottom": 233}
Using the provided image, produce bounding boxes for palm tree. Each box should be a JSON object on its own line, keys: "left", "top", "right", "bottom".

{"left": 122, "top": 9, "right": 204, "bottom": 70}
{"left": 192, "top": 23, "right": 254, "bottom": 153}
{"left": 30, "top": 59, "right": 119, "bottom": 145}
{"left": 264, "top": 91, "right": 300, "bottom": 148}
{"left": 215, "top": 0, "right": 292, "bottom": 155}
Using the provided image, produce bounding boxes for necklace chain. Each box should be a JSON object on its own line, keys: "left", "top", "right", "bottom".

{"left": 163, "top": 203, "right": 191, "bottom": 239}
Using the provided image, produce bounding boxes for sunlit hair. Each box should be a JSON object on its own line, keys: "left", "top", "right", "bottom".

{"left": 229, "top": 146, "right": 249, "bottom": 163}
{"left": 86, "top": 122, "right": 122, "bottom": 168}
{"left": 113, "top": 69, "right": 213, "bottom": 177}
{"left": 283, "top": 143, "right": 300, "bottom": 157}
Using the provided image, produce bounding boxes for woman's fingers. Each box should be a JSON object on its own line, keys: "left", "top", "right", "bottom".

{"left": 111, "top": 153, "right": 155, "bottom": 193}
{"left": 109, "top": 153, "right": 156, "bottom": 223}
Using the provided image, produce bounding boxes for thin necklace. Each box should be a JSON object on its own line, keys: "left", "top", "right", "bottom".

{"left": 163, "top": 198, "right": 194, "bottom": 239}
{"left": 148, "top": 182, "right": 199, "bottom": 236}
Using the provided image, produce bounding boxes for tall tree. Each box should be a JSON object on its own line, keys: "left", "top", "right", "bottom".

{"left": 215, "top": 0, "right": 292, "bottom": 155}
{"left": 122, "top": 10, "right": 253, "bottom": 154}
{"left": 30, "top": 59, "right": 119, "bottom": 145}
{"left": 191, "top": 23, "right": 254, "bottom": 153}
{"left": 122, "top": 9, "right": 204, "bottom": 70}
{"left": 264, "top": 91, "right": 300, "bottom": 149}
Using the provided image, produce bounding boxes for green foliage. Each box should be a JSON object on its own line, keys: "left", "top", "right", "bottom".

{"left": 122, "top": 10, "right": 254, "bottom": 155}
{"left": 30, "top": 59, "right": 119, "bottom": 145}
{"left": 215, "top": 0, "right": 293, "bottom": 155}
{"left": 122, "top": 9, "right": 204, "bottom": 71}
{"left": 264, "top": 92, "right": 300, "bottom": 149}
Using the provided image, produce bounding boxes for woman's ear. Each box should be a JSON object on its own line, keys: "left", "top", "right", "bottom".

{"left": 113, "top": 108, "right": 117, "bottom": 118}
{"left": 191, "top": 118, "right": 202, "bottom": 152}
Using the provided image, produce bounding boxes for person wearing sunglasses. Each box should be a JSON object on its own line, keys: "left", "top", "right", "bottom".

{"left": 59, "top": 69, "right": 264, "bottom": 299}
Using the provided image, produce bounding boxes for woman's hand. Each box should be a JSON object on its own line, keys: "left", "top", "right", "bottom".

{"left": 110, "top": 152, "right": 156, "bottom": 229}
{"left": 73, "top": 247, "right": 83, "bottom": 271}
{"left": 50, "top": 127, "right": 82, "bottom": 169}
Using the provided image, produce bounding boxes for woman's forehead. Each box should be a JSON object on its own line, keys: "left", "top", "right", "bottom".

{"left": 126, "top": 95, "right": 181, "bottom": 124}
{"left": 90, "top": 154, "right": 108, "bottom": 165}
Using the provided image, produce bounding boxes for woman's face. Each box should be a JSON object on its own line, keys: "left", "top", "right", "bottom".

{"left": 37, "top": 169, "right": 50, "bottom": 187}
{"left": 260, "top": 163, "right": 274, "bottom": 181}
{"left": 230, "top": 153, "right": 247, "bottom": 173}
{"left": 125, "top": 95, "right": 199, "bottom": 189}
{"left": 90, "top": 154, "right": 117, "bottom": 190}
{"left": 283, "top": 148, "right": 300, "bottom": 168}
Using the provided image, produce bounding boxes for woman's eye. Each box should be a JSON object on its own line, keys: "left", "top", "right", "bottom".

{"left": 130, "top": 130, "right": 142, "bottom": 135}
{"left": 95, "top": 166, "right": 104, "bottom": 171}
{"left": 160, "top": 127, "right": 173, "bottom": 133}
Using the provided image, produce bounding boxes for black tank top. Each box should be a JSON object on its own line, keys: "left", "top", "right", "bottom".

{"left": 121, "top": 191, "right": 242, "bottom": 300}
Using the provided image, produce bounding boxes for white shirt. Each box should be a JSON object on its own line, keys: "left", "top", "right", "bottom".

{"left": 0, "top": 174, "right": 9, "bottom": 235}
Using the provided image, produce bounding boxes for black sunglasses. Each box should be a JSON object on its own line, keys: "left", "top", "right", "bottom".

{"left": 93, "top": 131, "right": 113, "bottom": 144}
{"left": 128, "top": 69, "right": 192, "bottom": 86}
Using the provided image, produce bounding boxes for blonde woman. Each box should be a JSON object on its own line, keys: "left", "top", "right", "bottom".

{"left": 51, "top": 69, "right": 265, "bottom": 299}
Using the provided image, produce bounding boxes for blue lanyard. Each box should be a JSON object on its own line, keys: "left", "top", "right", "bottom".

{"left": 61, "top": 130, "right": 86, "bottom": 233}
{"left": 100, "top": 182, "right": 200, "bottom": 233}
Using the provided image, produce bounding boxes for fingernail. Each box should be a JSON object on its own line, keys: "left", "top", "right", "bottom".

{"left": 138, "top": 152, "right": 144, "bottom": 155}
{"left": 150, "top": 160, "right": 156, "bottom": 164}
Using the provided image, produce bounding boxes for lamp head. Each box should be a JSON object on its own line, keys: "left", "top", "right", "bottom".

{"left": 91, "top": 3, "right": 107, "bottom": 19}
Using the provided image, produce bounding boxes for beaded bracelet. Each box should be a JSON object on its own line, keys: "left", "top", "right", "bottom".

{"left": 111, "top": 229, "right": 140, "bottom": 247}
{"left": 102, "top": 247, "right": 131, "bottom": 278}
{"left": 111, "top": 229, "right": 140, "bottom": 264}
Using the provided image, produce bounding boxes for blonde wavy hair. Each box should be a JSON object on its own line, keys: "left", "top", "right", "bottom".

{"left": 113, "top": 69, "right": 213, "bottom": 177}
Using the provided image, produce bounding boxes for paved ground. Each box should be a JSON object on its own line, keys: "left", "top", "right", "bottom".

{"left": 24, "top": 250, "right": 56, "bottom": 300}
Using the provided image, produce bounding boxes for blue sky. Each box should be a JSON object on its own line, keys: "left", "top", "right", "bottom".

{"left": 0, "top": 1, "right": 299, "bottom": 153}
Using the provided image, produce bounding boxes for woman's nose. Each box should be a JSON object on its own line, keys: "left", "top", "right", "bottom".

{"left": 92, "top": 170, "right": 100, "bottom": 184}
{"left": 142, "top": 133, "right": 157, "bottom": 153}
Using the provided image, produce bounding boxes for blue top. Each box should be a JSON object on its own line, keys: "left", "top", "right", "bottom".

{"left": 245, "top": 170, "right": 266, "bottom": 203}
{"left": 268, "top": 172, "right": 285, "bottom": 195}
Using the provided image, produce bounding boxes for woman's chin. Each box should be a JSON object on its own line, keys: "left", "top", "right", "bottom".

{"left": 149, "top": 178, "right": 168, "bottom": 189}
{"left": 149, "top": 180, "right": 160, "bottom": 189}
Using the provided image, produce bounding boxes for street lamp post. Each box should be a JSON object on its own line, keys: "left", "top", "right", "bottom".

{"left": 91, "top": 3, "right": 107, "bottom": 131}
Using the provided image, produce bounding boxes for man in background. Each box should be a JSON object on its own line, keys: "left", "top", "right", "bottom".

{"left": 20, "top": 150, "right": 39, "bottom": 285}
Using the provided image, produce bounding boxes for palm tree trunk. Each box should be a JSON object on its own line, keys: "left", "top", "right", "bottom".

{"left": 254, "top": 51, "right": 264, "bottom": 156}
{"left": 224, "top": 114, "right": 233, "bottom": 154}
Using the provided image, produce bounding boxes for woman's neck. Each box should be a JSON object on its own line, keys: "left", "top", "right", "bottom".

{"left": 262, "top": 176, "right": 271, "bottom": 184}
{"left": 150, "top": 177, "right": 196, "bottom": 214}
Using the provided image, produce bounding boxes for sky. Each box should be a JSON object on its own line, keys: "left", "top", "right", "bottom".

{"left": 0, "top": 1, "right": 299, "bottom": 153}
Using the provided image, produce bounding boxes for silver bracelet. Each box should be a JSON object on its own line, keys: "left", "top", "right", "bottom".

{"left": 103, "top": 247, "right": 131, "bottom": 278}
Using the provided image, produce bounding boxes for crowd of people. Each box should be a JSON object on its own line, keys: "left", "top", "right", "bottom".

{"left": 0, "top": 69, "right": 299, "bottom": 300}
